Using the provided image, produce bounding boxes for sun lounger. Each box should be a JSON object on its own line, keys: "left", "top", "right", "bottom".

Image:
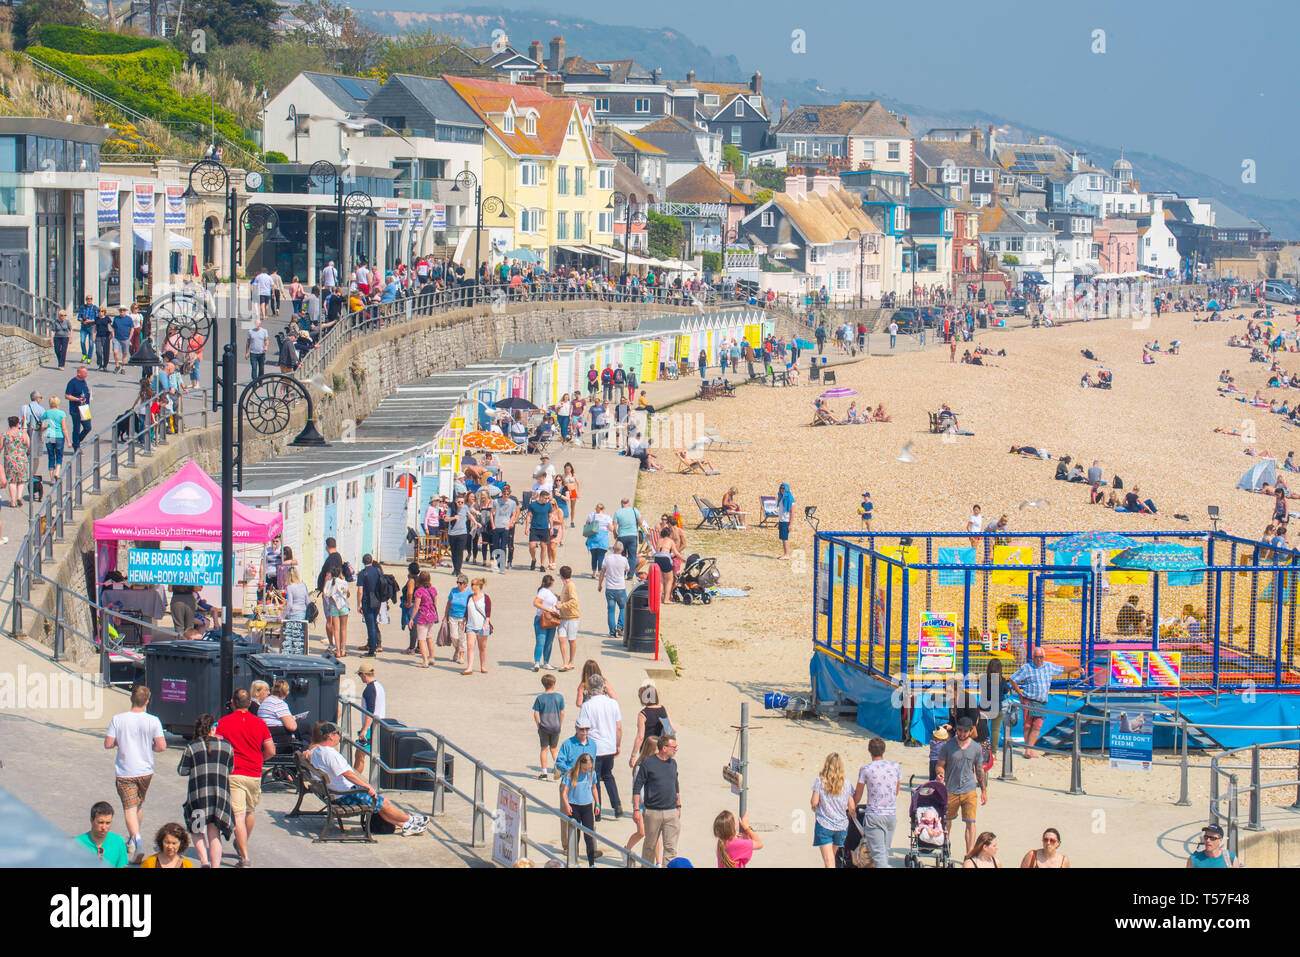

{"left": 702, "top": 426, "right": 751, "bottom": 452}
{"left": 757, "top": 495, "right": 780, "bottom": 528}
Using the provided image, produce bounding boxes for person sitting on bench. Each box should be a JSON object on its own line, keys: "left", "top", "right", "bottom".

{"left": 305, "top": 722, "right": 427, "bottom": 837}
{"left": 677, "top": 450, "right": 717, "bottom": 474}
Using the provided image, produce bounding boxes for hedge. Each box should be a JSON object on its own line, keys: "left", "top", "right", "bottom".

{"left": 39, "top": 26, "right": 169, "bottom": 57}
{"left": 26, "top": 46, "right": 260, "bottom": 158}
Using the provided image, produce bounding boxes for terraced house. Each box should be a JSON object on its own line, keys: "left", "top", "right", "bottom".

{"left": 772, "top": 100, "right": 913, "bottom": 176}
{"left": 443, "top": 75, "right": 617, "bottom": 271}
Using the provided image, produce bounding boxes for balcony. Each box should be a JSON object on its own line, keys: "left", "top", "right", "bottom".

{"left": 1053, "top": 200, "right": 1098, "bottom": 217}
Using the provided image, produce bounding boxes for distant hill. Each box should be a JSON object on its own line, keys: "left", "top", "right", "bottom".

{"left": 353, "top": 5, "right": 1299, "bottom": 239}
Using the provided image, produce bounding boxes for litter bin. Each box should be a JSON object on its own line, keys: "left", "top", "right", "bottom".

{"left": 411, "top": 750, "right": 456, "bottom": 792}
{"left": 623, "top": 581, "right": 658, "bottom": 654}
{"left": 143, "top": 639, "right": 263, "bottom": 735}
{"left": 247, "top": 653, "right": 345, "bottom": 733}
{"left": 376, "top": 720, "right": 444, "bottom": 790}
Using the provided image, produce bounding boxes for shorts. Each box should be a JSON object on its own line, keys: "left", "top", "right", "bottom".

{"left": 557, "top": 618, "right": 579, "bottom": 640}
{"left": 778, "top": 521, "right": 790, "bottom": 541}
{"left": 529, "top": 527, "right": 552, "bottom": 543}
{"left": 946, "top": 789, "right": 979, "bottom": 823}
{"left": 229, "top": 774, "right": 263, "bottom": 814}
{"left": 654, "top": 556, "right": 673, "bottom": 574}
{"left": 538, "top": 728, "right": 560, "bottom": 749}
{"left": 335, "top": 787, "right": 385, "bottom": 811}
{"left": 813, "top": 822, "right": 847, "bottom": 847}
{"left": 115, "top": 774, "right": 153, "bottom": 809}
{"left": 259, "top": 294, "right": 272, "bottom": 304}
{"left": 1023, "top": 700, "right": 1046, "bottom": 728}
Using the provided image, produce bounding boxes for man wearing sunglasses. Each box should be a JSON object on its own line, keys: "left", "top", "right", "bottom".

{"left": 308, "top": 722, "right": 427, "bottom": 837}
{"left": 1187, "top": 824, "right": 1240, "bottom": 868}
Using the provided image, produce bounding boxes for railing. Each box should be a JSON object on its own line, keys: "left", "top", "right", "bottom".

{"left": 0, "top": 281, "right": 60, "bottom": 337}
{"left": 8, "top": 388, "right": 223, "bottom": 660}
{"left": 1209, "top": 740, "right": 1300, "bottom": 860}
{"left": 339, "top": 696, "right": 657, "bottom": 867}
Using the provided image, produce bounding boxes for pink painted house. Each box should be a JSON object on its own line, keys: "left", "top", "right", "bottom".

{"left": 1093, "top": 218, "right": 1139, "bottom": 274}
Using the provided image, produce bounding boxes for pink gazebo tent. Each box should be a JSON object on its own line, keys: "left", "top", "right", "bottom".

{"left": 94, "top": 461, "right": 282, "bottom": 546}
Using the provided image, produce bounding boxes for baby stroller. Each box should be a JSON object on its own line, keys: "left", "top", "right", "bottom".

{"left": 1095, "top": 368, "right": 1112, "bottom": 389}
{"left": 673, "top": 553, "right": 720, "bottom": 604}
{"left": 904, "top": 780, "right": 953, "bottom": 868}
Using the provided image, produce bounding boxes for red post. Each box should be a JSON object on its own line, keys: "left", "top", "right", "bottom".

{"left": 647, "top": 563, "right": 662, "bottom": 660}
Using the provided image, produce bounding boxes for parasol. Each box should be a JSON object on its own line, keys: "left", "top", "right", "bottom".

{"left": 1048, "top": 531, "right": 1139, "bottom": 554}
{"left": 1110, "top": 542, "right": 1207, "bottom": 571}
{"left": 819, "top": 387, "right": 859, "bottom": 400}
{"left": 461, "top": 430, "right": 515, "bottom": 451}
{"left": 493, "top": 396, "right": 538, "bottom": 411}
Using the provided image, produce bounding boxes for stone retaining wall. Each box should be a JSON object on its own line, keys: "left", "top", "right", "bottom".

{"left": 0, "top": 326, "right": 50, "bottom": 391}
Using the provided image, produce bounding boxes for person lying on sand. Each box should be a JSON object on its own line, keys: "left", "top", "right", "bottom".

{"left": 1081, "top": 349, "right": 1099, "bottom": 361}
{"left": 1009, "top": 445, "right": 1051, "bottom": 459}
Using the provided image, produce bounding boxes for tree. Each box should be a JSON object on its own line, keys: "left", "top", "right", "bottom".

{"left": 722, "top": 143, "right": 743, "bottom": 173}
{"left": 14, "top": 0, "right": 89, "bottom": 49}
{"left": 376, "top": 28, "right": 469, "bottom": 77}
{"left": 187, "top": 0, "right": 278, "bottom": 50}
{"left": 292, "top": 0, "right": 380, "bottom": 74}
{"left": 646, "top": 210, "right": 684, "bottom": 261}
{"left": 754, "top": 189, "right": 773, "bottom": 205}
{"left": 1002, "top": 254, "right": 1019, "bottom": 265}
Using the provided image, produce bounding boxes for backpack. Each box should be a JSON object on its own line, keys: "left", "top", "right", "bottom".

{"left": 342, "top": 561, "right": 355, "bottom": 582}
{"left": 381, "top": 573, "right": 400, "bottom": 604}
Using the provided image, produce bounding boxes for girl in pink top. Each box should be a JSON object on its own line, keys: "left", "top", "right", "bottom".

{"left": 411, "top": 572, "right": 439, "bottom": 667}
{"left": 714, "top": 810, "right": 763, "bottom": 868}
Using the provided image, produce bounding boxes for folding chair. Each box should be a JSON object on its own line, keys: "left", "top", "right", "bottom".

{"left": 693, "top": 494, "right": 726, "bottom": 530}
{"left": 757, "top": 495, "right": 780, "bottom": 528}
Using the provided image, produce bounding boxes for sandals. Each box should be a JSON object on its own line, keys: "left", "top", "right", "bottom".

{"left": 459, "top": 669, "right": 473, "bottom": 675}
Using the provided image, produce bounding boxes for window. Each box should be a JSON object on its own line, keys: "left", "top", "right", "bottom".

{"left": 525, "top": 115, "right": 536, "bottom": 135}
{"left": 730, "top": 126, "right": 742, "bottom": 144}
{"left": 520, "top": 162, "right": 540, "bottom": 187}
{"left": 1000, "top": 173, "right": 1015, "bottom": 186}
{"left": 574, "top": 166, "right": 585, "bottom": 196}
{"left": 365, "top": 475, "right": 375, "bottom": 493}
{"left": 597, "top": 167, "right": 613, "bottom": 190}
{"left": 887, "top": 141, "right": 901, "bottom": 161}
{"left": 325, "top": 487, "right": 336, "bottom": 506}
{"left": 1030, "top": 174, "right": 1044, "bottom": 188}
{"left": 567, "top": 120, "right": 577, "bottom": 136}
{"left": 703, "top": 94, "right": 719, "bottom": 106}
{"left": 971, "top": 193, "right": 989, "bottom": 208}
{"left": 974, "top": 169, "right": 993, "bottom": 184}
{"left": 861, "top": 140, "right": 875, "bottom": 161}
{"left": 835, "top": 268, "right": 851, "bottom": 291}
{"left": 949, "top": 186, "right": 963, "bottom": 202}
{"left": 760, "top": 211, "right": 774, "bottom": 228}
{"left": 943, "top": 165, "right": 960, "bottom": 183}
{"left": 520, "top": 208, "right": 540, "bottom": 233}
{"left": 734, "top": 99, "right": 744, "bottom": 117}
{"left": 944, "top": 210, "right": 954, "bottom": 232}
{"left": 635, "top": 98, "right": 651, "bottom": 113}
{"left": 346, "top": 481, "right": 358, "bottom": 500}
{"left": 594, "top": 97, "right": 610, "bottom": 113}
{"left": 502, "top": 113, "right": 514, "bottom": 133}
{"left": 1089, "top": 175, "right": 1101, "bottom": 190}
{"left": 809, "top": 246, "right": 826, "bottom": 264}
{"left": 556, "top": 211, "right": 568, "bottom": 240}
{"left": 303, "top": 494, "right": 314, "bottom": 512}
{"left": 1007, "top": 237, "right": 1023, "bottom": 252}
{"left": 1169, "top": 237, "right": 1175, "bottom": 247}
{"left": 811, "top": 140, "right": 822, "bottom": 157}
{"left": 557, "top": 166, "right": 568, "bottom": 195}
{"left": 597, "top": 211, "right": 612, "bottom": 233}
{"left": 748, "top": 95, "right": 762, "bottom": 109}
{"left": 829, "top": 142, "right": 842, "bottom": 157}
{"left": 574, "top": 211, "right": 585, "bottom": 241}
{"left": 381, "top": 115, "right": 406, "bottom": 131}
{"left": 987, "top": 238, "right": 1001, "bottom": 251}
{"left": 793, "top": 140, "right": 806, "bottom": 156}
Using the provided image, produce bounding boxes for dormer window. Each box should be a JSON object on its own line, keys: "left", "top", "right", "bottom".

{"left": 503, "top": 113, "right": 515, "bottom": 133}
{"left": 525, "top": 115, "right": 536, "bottom": 135}
{"left": 703, "top": 94, "right": 719, "bottom": 106}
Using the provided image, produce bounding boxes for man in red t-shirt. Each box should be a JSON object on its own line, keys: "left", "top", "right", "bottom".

{"left": 216, "top": 688, "right": 274, "bottom": 867}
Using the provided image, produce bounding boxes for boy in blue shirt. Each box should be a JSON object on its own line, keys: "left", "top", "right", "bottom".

{"left": 859, "top": 491, "right": 873, "bottom": 531}
{"left": 75, "top": 801, "right": 129, "bottom": 867}
{"left": 532, "top": 673, "right": 565, "bottom": 779}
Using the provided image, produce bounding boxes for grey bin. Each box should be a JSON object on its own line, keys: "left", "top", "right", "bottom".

{"left": 142, "top": 640, "right": 264, "bottom": 736}
{"left": 247, "top": 653, "right": 346, "bottom": 732}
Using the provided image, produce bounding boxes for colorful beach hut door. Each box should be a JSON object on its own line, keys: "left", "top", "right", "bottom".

{"left": 1032, "top": 571, "right": 1091, "bottom": 666}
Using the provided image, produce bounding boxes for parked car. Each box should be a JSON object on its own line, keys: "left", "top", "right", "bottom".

{"left": 992, "top": 300, "right": 1012, "bottom": 317}
{"left": 1264, "top": 280, "right": 1299, "bottom": 305}
{"left": 1010, "top": 298, "right": 1028, "bottom": 315}
{"left": 917, "top": 307, "right": 940, "bottom": 328}
{"left": 890, "top": 307, "right": 921, "bottom": 332}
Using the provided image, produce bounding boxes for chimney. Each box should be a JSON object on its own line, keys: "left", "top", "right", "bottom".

{"left": 529, "top": 40, "right": 543, "bottom": 64}
{"left": 987, "top": 123, "right": 996, "bottom": 159}
{"left": 750, "top": 71, "right": 762, "bottom": 95}
{"left": 686, "top": 69, "right": 696, "bottom": 84}
{"left": 810, "top": 173, "right": 836, "bottom": 197}
{"left": 971, "top": 128, "right": 984, "bottom": 152}
{"left": 548, "top": 35, "right": 565, "bottom": 72}
{"left": 652, "top": 67, "right": 662, "bottom": 84}
{"left": 1070, "top": 151, "right": 1079, "bottom": 173}
{"left": 898, "top": 114, "right": 909, "bottom": 130}
{"left": 719, "top": 168, "right": 736, "bottom": 188}
{"left": 785, "top": 174, "right": 807, "bottom": 202}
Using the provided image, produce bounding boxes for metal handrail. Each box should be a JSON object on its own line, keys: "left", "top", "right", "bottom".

{"left": 0, "top": 280, "right": 60, "bottom": 336}
{"left": 8, "top": 387, "right": 219, "bottom": 649}
{"left": 1208, "top": 739, "right": 1300, "bottom": 858}
{"left": 338, "top": 696, "right": 656, "bottom": 868}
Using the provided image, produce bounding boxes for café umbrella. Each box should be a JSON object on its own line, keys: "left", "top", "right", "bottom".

{"left": 461, "top": 430, "right": 515, "bottom": 451}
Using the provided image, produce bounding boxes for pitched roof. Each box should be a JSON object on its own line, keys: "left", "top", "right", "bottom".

{"left": 613, "top": 159, "right": 653, "bottom": 199}
{"left": 771, "top": 188, "right": 880, "bottom": 245}
{"left": 301, "top": 72, "right": 382, "bottom": 114}
{"left": 638, "top": 114, "right": 696, "bottom": 135}
{"left": 666, "top": 164, "right": 754, "bottom": 205}
{"left": 774, "top": 101, "right": 871, "bottom": 135}
{"left": 995, "top": 143, "right": 1103, "bottom": 177}
{"left": 606, "top": 126, "right": 667, "bottom": 155}
{"left": 375, "top": 75, "right": 486, "bottom": 130}
{"left": 1209, "top": 199, "right": 1267, "bottom": 230}
{"left": 693, "top": 81, "right": 768, "bottom": 118}
{"left": 592, "top": 59, "right": 654, "bottom": 84}
{"left": 979, "top": 201, "right": 1052, "bottom": 235}
{"left": 560, "top": 55, "right": 608, "bottom": 77}
{"left": 443, "top": 75, "right": 609, "bottom": 160}
{"left": 636, "top": 115, "right": 708, "bottom": 163}
{"left": 913, "top": 140, "right": 999, "bottom": 170}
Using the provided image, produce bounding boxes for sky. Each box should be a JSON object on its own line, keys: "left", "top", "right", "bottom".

{"left": 455, "top": 0, "right": 1298, "bottom": 200}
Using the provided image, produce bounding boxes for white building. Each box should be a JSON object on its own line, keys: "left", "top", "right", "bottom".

{"left": 1137, "top": 197, "right": 1181, "bottom": 274}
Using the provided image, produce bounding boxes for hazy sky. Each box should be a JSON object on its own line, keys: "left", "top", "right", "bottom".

{"left": 486, "top": 0, "right": 1296, "bottom": 199}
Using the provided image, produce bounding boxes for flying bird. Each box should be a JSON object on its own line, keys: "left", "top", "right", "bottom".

{"left": 897, "top": 441, "right": 915, "bottom": 463}
{"left": 308, "top": 114, "right": 415, "bottom": 146}
{"left": 304, "top": 374, "right": 335, "bottom": 397}
{"left": 1018, "top": 499, "right": 1050, "bottom": 510}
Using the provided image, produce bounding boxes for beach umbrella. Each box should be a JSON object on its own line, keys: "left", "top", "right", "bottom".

{"left": 505, "top": 248, "right": 541, "bottom": 263}
{"left": 819, "top": 387, "right": 859, "bottom": 400}
{"left": 461, "top": 430, "right": 514, "bottom": 451}
{"left": 493, "top": 396, "right": 538, "bottom": 411}
{"left": 1110, "top": 542, "right": 1207, "bottom": 572}
{"left": 1048, "top": 531, "right": 1139, "bottom": 554}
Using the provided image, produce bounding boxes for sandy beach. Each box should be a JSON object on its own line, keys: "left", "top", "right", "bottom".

{"left": 635, "top": 305, "right": 1300, "bottom": 840}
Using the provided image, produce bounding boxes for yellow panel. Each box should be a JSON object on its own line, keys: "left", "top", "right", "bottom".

{"left": 745, "top": 324, "right": 761, "bottom": 347}
{"left": 878, "top": 545, "right": 919, "bottom": 587}
{"left": 991, "top": 545, "right": 1032, "bottom": 586}
{"left": 677, "top": 334, "right": 691, "bottom": 360}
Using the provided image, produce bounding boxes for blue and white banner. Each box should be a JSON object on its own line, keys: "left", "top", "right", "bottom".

{"left": 165, "top": 185, "right": 185, "bottom": 226}
{"left": 98, "top": 181, "right": 119, "bottom": 225}
{"left": 127, "top": 548, "right": 222, "bottom": 586}
{"left": 385, "top": 200, "right": 400, "bottom": 230}
{"left": 133, "top": 184, "right": 155, "bottom": 227}
{"left": 410, "top": 202, "right": 422, "bottom": 231}
{"left": 429, "top": 203, "right": 446, "bottom": 229}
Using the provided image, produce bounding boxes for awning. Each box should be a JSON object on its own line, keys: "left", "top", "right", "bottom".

{"left": 131, "top": 228, "right": 193, "bottom": 251}
{"left": 555, "top": 245, "right": 604, "bottom": 258}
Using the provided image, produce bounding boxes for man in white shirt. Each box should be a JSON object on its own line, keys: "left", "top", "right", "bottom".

{"left": 967, "top": 504, "right": 983, "bottom": 549}
{"left": 307, "top": 722, "right": 426, "bottom": 836}
{"left": 577, "top": 674, "right": 623, "bottom": 818}
{"left": 320, "top": 261, "right": 338, "bottom": 288}
{"left": 103, "top": 685, "right": 167, "bottom": 864}
{"left": 353, "top": 662, "right": 386, "bottom": 774}
{"left": 252, "top": 267, "right": 274, "bottom": 319}
{"left": 597, "top": 541, "right": 632, "bottom": 637}
{"left": 535, "top": 454, "right": 556, "bottom": 486}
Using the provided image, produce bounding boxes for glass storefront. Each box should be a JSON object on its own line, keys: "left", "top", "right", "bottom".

{"left": 35, "top": 189, "right": 65, "bottom": 303}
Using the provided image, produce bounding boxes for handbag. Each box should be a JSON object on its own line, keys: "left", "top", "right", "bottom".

{"left": 79, "top": 405, "right": 92, "bottom": 422}
{"left": 435, "top": 618, "right": 453, "bottom": 647}
{"left": 377, "top": 602, "right": 390, "bottom": 625}
{"left": 305, "top": 601, "right": 319, "bottom": 623}
{"left": 849, "top": 815, "right": 874, "bottom": 868}
{"left": 540, "top": 609, "right": 562, "bottom": 629}
{"left": 582, "top": 518, "right": 599, "bottom": 538}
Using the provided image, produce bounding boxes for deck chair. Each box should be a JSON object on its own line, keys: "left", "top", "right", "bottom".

{"left": 693, "top": 494, "right": 727, "bottom": 530}
{"left": 677, "top": 451, "right": 719, "bottom": 475}
{"left": 929, "top": 412, "right": 944, "bottom": 433}
{"left": 757, "top": 495, "right": 780, "bottom": 528}
{"left": 822, "top": 370, "right": 836, "bottom": 385}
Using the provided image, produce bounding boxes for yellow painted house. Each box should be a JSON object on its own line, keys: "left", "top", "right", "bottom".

{"left": 444, "top": 75, "right": 616, "bottom": 270}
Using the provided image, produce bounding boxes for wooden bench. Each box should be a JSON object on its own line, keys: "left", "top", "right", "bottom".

{"left": 288, "top": 750, "right": 377, "bottom": 843}
{"left": 697, "top": 383, "right": 719, "bottom": 400}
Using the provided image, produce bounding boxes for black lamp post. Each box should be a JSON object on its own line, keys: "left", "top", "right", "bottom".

{"left": 610, "top": 191, "right": 645, "bottom": 295}
{"left": 450, "top": 170, "right": 509, "bottom": 289}
{"left": 846, "top": 227, "right": 880, "bottom": 309}
{"left": 183, "top": 158, "right": 233, "bottom": 408}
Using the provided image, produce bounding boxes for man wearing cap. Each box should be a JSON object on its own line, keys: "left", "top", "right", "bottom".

{"left": 1009, "top": 648, "right": 1082, "bottom": 758}
{"left": 307, "top": 721, "right": 427, "bottom": 837}
{"left": 110, "top": 305, "right": 133, "bottom": 373}
{"left": 555, "top": 719, "right": 597, "bottom": 852}
{"left": 352, "top": 662, "right": 386, "bottom": 775}
{"left": 1187, "top": 824, "right": 1240, "bottom": 868}
{"left": 935, "top": 716, "right": 986, "bottom": 858}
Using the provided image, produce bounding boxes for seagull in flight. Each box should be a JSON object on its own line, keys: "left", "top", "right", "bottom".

{"left": 897, "top": 441, "right": 915, "bottom": 463}
{"left": 1018, "top": 499, "right": 1050, "bottom": 510}
{"left": 304, "top": 374, "right": 335, "bottom": 397}
{"left": 308, "top": 114, "right": 415, "bottom": 146}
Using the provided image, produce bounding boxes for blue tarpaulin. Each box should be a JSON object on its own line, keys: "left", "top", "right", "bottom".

{"left": 935, "top": 548, "right": 976, "bottom": 585}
